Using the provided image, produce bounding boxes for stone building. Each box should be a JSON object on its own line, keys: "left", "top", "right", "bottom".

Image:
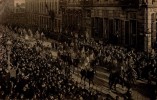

{"left": 25, "top": 0, "right": 61, "bottom": 32}
{"left": 61, "top": 0, "right": 157, "bottom": 50}
{"left": 60, "top": 0, "right": 92, "bottom": 36}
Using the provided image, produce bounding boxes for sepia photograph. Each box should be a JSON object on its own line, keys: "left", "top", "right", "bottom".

{"left": 0, "top": 0, "right": 157, "bottom": 99}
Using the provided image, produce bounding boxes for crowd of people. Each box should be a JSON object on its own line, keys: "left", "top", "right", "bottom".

{"left": 58, "top": 28, "right": 157, "bottom": 99}
{"left": 63, "top": 30, "right": 157, "bottom": 84}
{"left": 0, "top": 25, "right": 105, "bottom": 99}
{"left": 0, "top": 24, "right": 157, "bottom": 99}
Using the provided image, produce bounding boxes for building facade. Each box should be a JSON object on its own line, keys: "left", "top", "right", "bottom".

{"left": 91, "top": 0, "right": 157, "bottom": 50}
{"left": 25, "top": 0, "right": 61, "bottom": 32}
{"left": 15, "top": 3, "right": 25, "bottom": 13}
{"left": 0, "top": 0, "right": 14, "bottom": 24}
{"left": 9, "top": 3, "right": 26, "bottom": 27}
{"left": 60, "top": 0, "right": 92, "bottom": 36}
{"left": 61, "top": 0, "right": 157, "bottom": 50}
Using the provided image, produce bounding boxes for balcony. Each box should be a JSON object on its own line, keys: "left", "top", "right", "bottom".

{"left": 59, "top": 0, "right": 67, "bottom": 8}
{"left": 120, "top": 0, "right": 140, "bottom": 9}
{"left": 80, "top": 0, "right": 93, "bottom": 7}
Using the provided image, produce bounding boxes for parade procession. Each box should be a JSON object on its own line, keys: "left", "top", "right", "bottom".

{"left": 0, "top": 0, "right": 157, "bottom": 100}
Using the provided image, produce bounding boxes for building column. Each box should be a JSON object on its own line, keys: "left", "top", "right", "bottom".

{"left": 105, "top": 18, "right": 109, "bottom": 40}
{"left": 151, "top": 13, "right": 156, "bottom": 48}
{"left": 144, "top": 8, "right": 152, "bottom": 52}
{"left": 121, "top": 20, "right": 125, "bottom": 45}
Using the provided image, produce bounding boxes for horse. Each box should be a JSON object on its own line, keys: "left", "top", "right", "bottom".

{"left": 109, "top": 71, "right": 132, "bottom": 91}
{"left": 90, "top": 59, "right": 98, "bottom": 74}
{"left": 80, "top": 69, "right": 95, "bottom": 87}
{"left": 125, "top": 67, "right": 137, "bottom": 85}
{"left": 109, "top": 71, "right": 122, "bottom": 90}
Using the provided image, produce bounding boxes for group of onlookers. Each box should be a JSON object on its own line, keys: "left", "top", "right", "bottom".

{"left": 0, "top": 25, "right": 105, "bottom": 99}
{"left": 0, "top": 24, "right": 157, "bottom": 99}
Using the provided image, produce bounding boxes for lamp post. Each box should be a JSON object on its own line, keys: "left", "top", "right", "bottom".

{"left": 6, "top": 39, "right": 12, "bottom": 70}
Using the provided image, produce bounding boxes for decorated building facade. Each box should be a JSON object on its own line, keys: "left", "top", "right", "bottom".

{"left": 61, "top": 0, "right": 157, "bottom": 50}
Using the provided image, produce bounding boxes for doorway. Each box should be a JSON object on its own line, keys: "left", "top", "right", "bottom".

{"left": 130, "top": 20, "right": 137, "bottom": 47}
{"left": 125, "top": 21, "right": 130, "bottom": 45}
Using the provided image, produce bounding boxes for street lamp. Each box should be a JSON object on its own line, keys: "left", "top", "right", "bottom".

{"left": 6, "top": 39, "right": 12, "bottom": 70}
